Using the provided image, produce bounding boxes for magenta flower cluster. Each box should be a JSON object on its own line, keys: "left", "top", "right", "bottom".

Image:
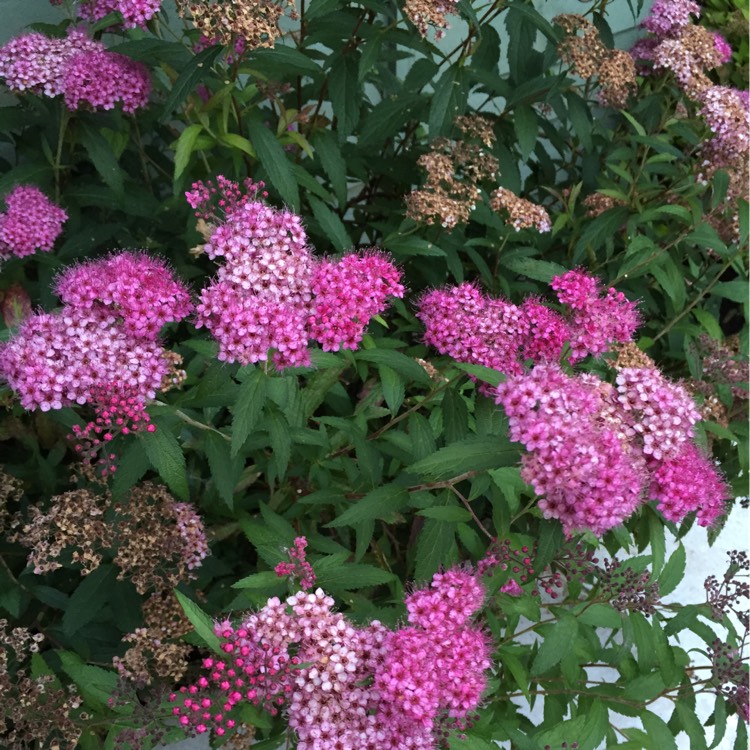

{"left": 0, "top": 28, "right": 150, "bottom": 113}
{"left": 169, "top": 563, "right": 489, "bottom": 748}
{"left": 417, "top": 269, "right": 639, "bottom": 383}
{"left": 0, "top": 185, "right": 67, "bottom": 261}
{"left": 0, "top": 251, "right": 191, "bottom": 412}
{"left": 188, "top": 177, "right": 404, "bottom": 369}
{"left": 495, "top": 363, "right": 727, "bottom": 535}
{"left": 75, "top": 0, "right": 163, "bottom": 29}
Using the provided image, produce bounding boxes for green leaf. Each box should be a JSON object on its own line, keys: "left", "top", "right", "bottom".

{"left": 174, "top": 589, "right": 222, "bottom": 653}
{"left": 328, "top": 54, "right": 360, "bottom": 140}
{"left": 415, "top": 516, "right": 457, "bottom": 581}
{"left": 247, "top": 116, "right": 300, "bottom": 209}
{"left": 313, "top": 555, "right": 395, "bottom": 590}
{"left": 327, "top": 484, "right": 408, "bottom": 528}
{"left": 429, "top": 65, "right": 465, "bottom": 136}
{"left": 231, "top": 368, "right": 268, "bottom": 456}
{"left": 308, "top": 195, "right": 351, "bottom": 252}
{"left": 139, "top": 421, "right": 189, "bottom": 501}
{"left": 220, "top": 133, "right": 256, "bottom": 158}
{"left": 79, "top": 123, "right": 125, "bottom": 196}
{"left": 534, "top": 520, "right": 564, "bottom": 573}
{"left": 530, "top": 615, "right": 578, "bottom": 675}
{"left": 649, "top": 509, "right": 666, "bottom": 577}
{"left": 499, "top": 255, "right": 567, "bottom": 283}
{"left": 659, "top": 543, "right": 686, "bottom": 597}
{"left": 111, "top": 439, "right": 150, "bottom": 500}
{"left": 59, "top": 652, "right": 118, "bottom": 710}
{"left": 312, "top": 130, "right": 348, "bottom": 207}
{"left": 248, "top": 45, "right": 322, "bottom": 78}
{"left": 514, "top": 104, "right": 538, "bottom": 160}
{"left": 642, "top": 711, "right": 678, "bottom": 750}
{"left": 267, "top": 407, "right": 291, "bottom": 481}
{"left": 232, "top": 571, "right": 283, "bottom": 590}
{"left": 713, "top": 280, "right": 748, "bottom": 303}
{"left": 676, "top": 701, "right": 708, "bottom": 750}
{"left": 452, "top": 362, "right": 506, "bottom": 387}
{"left": 407, "top": 436, "right": 516, "bottom": 481}
{"left": 62, "top": 564, "right": 117, "bottom": 636}
{"left": 566, "top": 91, "right": 592, "bottom": 151}
{"left": 203, "top": 431, "right": 241, "bottom": 508}
{"left": 355, "top": 348, "right": 433, "bottom": 385}
{"left": 161, "top": 45, "right": 222, "bottom": 117}
{"left": 379, "top": 364, "right": 405, "bottom": 414}
{"left": 578, "top": 603, "right": 622, "bottom": 629}
{"left": 709, "top": 694, "right": 728, "bottom": 749}
{"left": 173, "top": 123, "right": 203, "bottom": 181}
{"left": 418, "top": 506, "right": 472, "bottom": 522}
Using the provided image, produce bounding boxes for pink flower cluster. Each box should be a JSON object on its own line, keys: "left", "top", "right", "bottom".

{"left": 275, "top": 537, "right": 316, "bottom": 590}
{"left": 0, "top": 28, "right": 150, "bottom": 113}
{"left": 76, "top": 0, "right": 163, "bottom": 29}
{"left": 495, "top": 364, "right": 728, "bottom": 535}
{"left": 169, "top": 563, "right": 490, "bottom": 748}
{"left": 0, "top": 185, "right": 67, "bottom": 261}
{"left": 0, "top": 251, "right": 191, "bottom": 412}
{"left": 641, "top": 0, "right": 700, "bottom": 36}
{"left": 188, "top": 177, "right": 404, "bottom": 369}
{"left": 417, "top": 270, "right": 639, "bottom": 382}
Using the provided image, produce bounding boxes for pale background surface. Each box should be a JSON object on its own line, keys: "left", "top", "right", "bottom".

{"left": 1, "top": 2, "right": 747, "bottom": 749}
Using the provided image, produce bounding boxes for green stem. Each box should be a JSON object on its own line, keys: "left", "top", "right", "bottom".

{"left": 54, "top": 109, "right": 70, "bottom": 203}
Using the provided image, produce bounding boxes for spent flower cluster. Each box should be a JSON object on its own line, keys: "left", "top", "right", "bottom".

{"left": 188, "top": 177, "right": 404, "bottom": 368}
{"left": 170, "top": 560, "right": 490, "bottom": 748}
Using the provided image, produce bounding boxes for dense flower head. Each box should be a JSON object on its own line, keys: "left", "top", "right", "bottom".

{"left": 0, "top": 309, "right": 170, "bottom": 411}
{"left": 404, "top": 0, "right": 459, "bottom": 39}
{"left": 405, "top": 567, "right": 485, "bottom": 631}
{"left": 63, "top": 49, "right": 150, "bottom": 113}
{"left": 76, "top": 0, "right": 163, "bottom": 29}
{"left": 496, "top": 363, "right": 724, "bottom": 535}
{"left": 189, "top": 177, "right": 403, "bottom": 369}
{"left": 712, "top": 33, "right": 733, "bottom": 65}
{"left": 169, "top": 564, "right": 490, "bottom": 748}
{"left": 550, "top": 270, "right": 640, "bottom": 360}
{"left": 0, "top": 251, "right": 191, "bottom": 412}
{"left": 649, "top": 442, "right": 728, "bottom": 526}
{"left": 641, "top": 0, "right": 700, "bottom": 36}
{"left": 496, "top": 364, "right": 647, "bottom": 536}
{"left": 697, "top": 86, "right": 750, "bottom": 161}
{"left": 0, "top": 185, "right": 67, "bottom": 261}
{"left": 308, "top": 251, "right": 406, "bottom": 352}
{"left": 418, "top": 271, "right": 638, "bottom": 387}
{"left": 615, "top": 367, "right": 700, "bottom": 461}
{"left": 55, "top": 252, "right": 192, "bottom": 340}
{"left": 490, "top": 187, "right": 552, "bottom": 232}
{"left": 0, "top": 28, "right": 100, "bottom": 97}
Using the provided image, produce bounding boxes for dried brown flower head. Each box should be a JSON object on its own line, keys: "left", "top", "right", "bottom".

{"left": 610, "top": 342, "right": 656, "bottom": 370}
{"left": 176, "top": 0, "right": 298, "bottom": 51}
{"left": 406, "top": 129, "right": 499, "bottom": 230}
{"left": 0, "top": 469, "right": 22, "bottom": 533}
{"left": 1, "top": 622, "right": 82, "bottom": 750}
{"left": 583, "top": 192, "right": 628, "bottom": 218}
{"left": 490, "top": 187, "right": 552, "bottom": 232}
{"left": 404, "top": 0, "right": 458, "bottom": 39}
{"left": 455, "top": 115, "right": 496, "bottom": 147}
{"left": 113, "top": 482, "right": 209, "bottom": 594}
{"left": 598, "top": 50, "right": 638, "bottom": 108}
{"left": 556, "top": 14, "right": 607, "bottom": 79}
{"left": 9, "top": 488, "right": 112, "bottom": 575}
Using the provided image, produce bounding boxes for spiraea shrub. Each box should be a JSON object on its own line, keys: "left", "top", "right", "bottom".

{"left": 0, "top": 0, "right": 747, "bottom": 747}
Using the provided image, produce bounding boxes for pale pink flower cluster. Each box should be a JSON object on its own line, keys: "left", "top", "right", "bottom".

{"left": 188, "top": 177, "right": 404, "bottom": 369}
{"left": 642, "top": 0, "right": 700, "bottom": 36}
{"left": 75, "top": 0, "right": 163, "bottom": 29}
{"left": 697, "top": 86, "right": 750, "bottom": 164}
{"left": 169, "top": 564, "right": 490, "bottom": 748}
{"left": 0, "top": 185, "right": 67, "bottom": 261}
{"left": 0, "top": 28, "right": 150, "bottom": 113}
{"left": 495, "top": 363, "right": 727, "bottom": 535}
{"left": 417, "top": 270, "right": 638, "bottom": 383}
{"left": 0, "top": 252, "right": 191, "bottom": 411}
